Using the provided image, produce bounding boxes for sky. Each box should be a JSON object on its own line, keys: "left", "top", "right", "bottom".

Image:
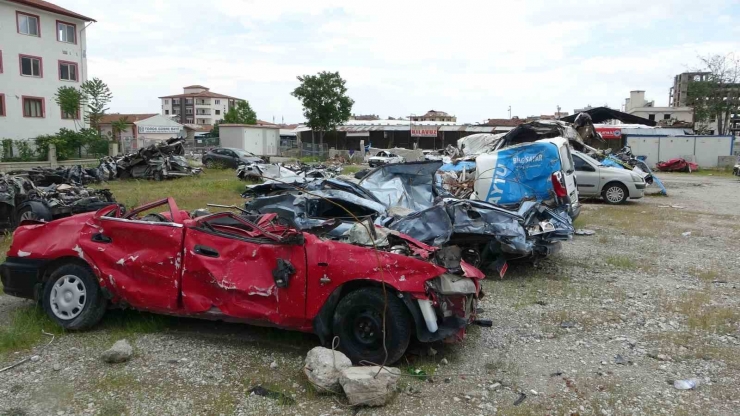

{"left": 60, "top": 0, "right": 740, "bottom": 124}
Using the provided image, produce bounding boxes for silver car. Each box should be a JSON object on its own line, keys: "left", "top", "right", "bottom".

{"left": 572, "top": 151, "right": 646, "bottom": 204}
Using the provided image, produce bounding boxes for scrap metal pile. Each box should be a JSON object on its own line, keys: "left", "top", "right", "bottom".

{"left": 237, "top": 161, "right": 342, "bottom": 182}
{"left": 0, "top": 172, "right": 116, "bottom": 229}
{"left": 101, "top": 138, "right": 202, "bottom": 180}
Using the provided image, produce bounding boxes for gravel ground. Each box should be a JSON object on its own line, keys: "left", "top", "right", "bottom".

{"left": 0, "top": 173, "right": 738, "bottom": 415}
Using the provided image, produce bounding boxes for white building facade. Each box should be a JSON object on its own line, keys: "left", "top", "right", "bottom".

{"left": 0, "top": 0, "right": 94, "bottom": 140}
{"left": 159, "top": 85, "right": 240, "bottom": 128}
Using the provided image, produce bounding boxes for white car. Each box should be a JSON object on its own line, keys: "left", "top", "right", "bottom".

{"left": 572, "top": 151, "right": 646, "bottom": 204}
{"left": 368, "top": 151, "right": 405, "bottom": 167}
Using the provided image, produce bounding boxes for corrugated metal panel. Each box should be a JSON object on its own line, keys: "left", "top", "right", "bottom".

{"left": 439, "top": 125, "right": 467, "bottom": 131}
{"left": 491, "top": 126, "right": 515, "bottom": 132}
{"left": 622, "top": 128, "right": 690, "bottom": 136}
{"left": 465, "top": 126, "right": 495, "bottom": 133}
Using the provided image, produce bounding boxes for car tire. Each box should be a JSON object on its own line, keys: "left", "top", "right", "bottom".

{"left": 204, "top": 159, "right": 214, "bottom": 169}
{"left": 332, "top": 287, "right": 412, "bottom": 365}
{"left": 152, "top": 171, "right": 164, "bottom": 181}
{"left": 42, "top": 263, "right": 107, "bottom": 330}
{"left": 14, "top": 204, "right": 52, "bottom": 227}
{"left": 602, "top": 182, "right": 628, "bottom": 204}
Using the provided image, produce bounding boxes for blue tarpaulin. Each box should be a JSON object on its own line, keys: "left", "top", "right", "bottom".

{"left": 439, "top": 161, "right": 476, "bottom": 172}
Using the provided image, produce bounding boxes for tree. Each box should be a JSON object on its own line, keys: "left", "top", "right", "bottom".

{"left": 111, "top": 117, "right": 130, "bottom": 151}
{"left": 223, "top": 100, "right": 258, "bottom": 125}
{"left": 54, "top": 86, "right": 84, "bottom": 130}
{"left": 81, "top": 78, "right": 113, "bottom": 131}
{"left": 685, "top": 53, "right": 740, "bottom": 135}
{"left": 210, "top": 121, "right": 221, "bottom": 137}
{"left": 291, "top": 71, "right": 354, "bottom": 155}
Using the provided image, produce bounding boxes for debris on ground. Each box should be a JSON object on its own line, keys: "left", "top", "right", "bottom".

{"left": 338, "top": 366, "right": 401, "bottom": 406}
{"left": 101, "top": 339, "right": 133, "bottom": 363}
{"left": 303, "top": 347, "right": 353, "bottom": 392}
{"left": 575, "top": 229, "right": 596, "bottom": 236}
{"left": 237, "top": 161, "right": 341, "bottom": 181}
{"left": 9, "top": 165, "right": 104, "bottom": 186}
{"left": 103, "top": 138, "right": 201, "bottom": 180}
{"left": 681, "top": 231, "right": 692, "bottom": 237}
{"left": 248, "top": 385, "right": 296, "bottom": 404}
{"left": 673, "top": 379, "right": 698, "bottom": 390}
{"left": 513, "top": 392, "right": 527, "bottom": 406}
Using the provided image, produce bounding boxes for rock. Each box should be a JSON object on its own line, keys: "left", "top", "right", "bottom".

{"left": 101, "top": 340, "right": 133, "bottom": 364}
{"left": 681, "top": 231, "right": 691, "bottom": 237}
{"left": 303, "top": 347, "right": 352, "bottom": 393}
{"left": 560, "top": 321, "right": 576, "bottom": 329}
{"left": 30, "top": 355, "right": 40, "bottom": 362}
{"left": 52, "top": 363, "right": 61, "bottom": 371}
{"left": 575, "top": 229, "right": 596, "bottom": 236}
{"left": 440, "top": 358, "right": 449, "bottom": 366}
{"left": 488, "top": 382, "right": 502, "bottom": 391}
{"left": 339, "top": 366, "right": 401, "bottom": 407}
{"left": 614, "top": 355, "right": 628, "bottom": 365}
{"left": 270, "top": 361, "right": 279, "bottom": 370}
{"left": 427, "top": 347, "right": 438, "bottom": 357}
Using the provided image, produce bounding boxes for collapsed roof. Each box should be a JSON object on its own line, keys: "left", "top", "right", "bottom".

{"left": 559, "top": 107, "right": 657, "bottom": 127}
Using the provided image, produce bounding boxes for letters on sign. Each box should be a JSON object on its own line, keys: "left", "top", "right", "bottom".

{"left": 596, "top": 127, "right": 622, "bottom": 140}
{"left": 411, "top": 127, "right": 438, "bottom": 137}
{"left": 138, "top": 126, "right": 182, "bottom": 134}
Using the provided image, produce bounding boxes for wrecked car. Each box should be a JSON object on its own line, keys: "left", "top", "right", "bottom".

{"left": 0, "top": 198, "right": 486, "bottom": 364}
{"left": 0, "top": 173, "right": 117, "bottom": 229}
{"left": 11, "top": 165, "right": 104, "bottom": 186}
{"left": 572, "top": 151, "right": 646, "bottom": 204}
{"left": 107, "top": 138, "right": 202, "bottom": 180}
{"left": 368, "top": 151, "right": 405, "bottom": 168}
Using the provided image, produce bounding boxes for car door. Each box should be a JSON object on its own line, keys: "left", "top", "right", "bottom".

{"left": 180, "top": 212, "right": 308, "bottom": 328}
{"left": 558, "top": 144, "right": 579, "bottom": 202}
{"left": 223, "top": 149, "right": 239, "bottom": 168}
{"left": 80, "top": 198, "right": 185, "bottom": 312}
{"left": 573, "top": 154, "right": 600, "bottom": 197}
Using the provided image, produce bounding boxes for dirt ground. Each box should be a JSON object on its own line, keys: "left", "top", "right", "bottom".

{"left": 0, "top": 172, "right": 738, "bottom": 415}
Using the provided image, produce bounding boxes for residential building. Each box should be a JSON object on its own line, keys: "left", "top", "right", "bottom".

{"left": 350, "top": 114, "right": 380, "bottom": 121}
{"left": 669, "top": 72, "right": 710, "bottom": 108}
{"left": 159, "top": 85, "right": 241, "bottom": 126}
{"left": 623, "top": 90, "right": 701, "bottom": 127}
{"left": 0, "top": 0, "right": 95, "bottom": 140}
{"left": 410, "top": 110, "right": 456, "bottom": 123}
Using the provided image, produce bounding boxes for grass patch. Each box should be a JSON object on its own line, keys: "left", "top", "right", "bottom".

{"left": 647, "top": 331, "right": 740, "bottom": 369}
{"left": 95, "top": 309, "right": 177, "bottom": 341}
{"left": 92, "top": 169, "right": 245, "bottom": 211}
{"left": 0, "top": 305, "right": 64, "bottom": 356}
{"left": 98, "top": 402, "right": 127, "bottom": 416}
{"left": 340, "top": 165, "right": 363, "bottom": 175}
{"left": 662, "top": 290, "right": 740, "bottom": 334}
{"left": 675, "top": 168, "right": 735, "bottom": 177}
{"left": 689, "top": 265, "right": 722, "bottom": 282}
{"left": 605, "top": 255, "right": 637, "bottom": 269}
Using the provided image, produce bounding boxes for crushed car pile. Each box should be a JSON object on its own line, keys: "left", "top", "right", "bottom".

{"left": 237, "top": 161, "right": 342, "bottom": 182}
{"left": 100, "top": 138, "right": 202, "bottom": 180}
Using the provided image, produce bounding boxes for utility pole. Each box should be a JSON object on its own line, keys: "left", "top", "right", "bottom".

{"left": 556, "top": 105, "right": 561, "bottom": 118}
{"left": 508, "top": 106, "right": 511, "bottom": 119}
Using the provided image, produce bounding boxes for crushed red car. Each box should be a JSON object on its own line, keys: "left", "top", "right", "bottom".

{"left": 0, "top": 198, "right": 487, "bottom": 364}
{"left": 655, "top": 158, "right": 699, "bottom": 173}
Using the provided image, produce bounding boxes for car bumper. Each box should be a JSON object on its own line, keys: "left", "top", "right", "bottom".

{"left": 635, "top": 182, "right": 647, "bottom": 190}
{"left": 569, "top": 201, "right": 581, "bottom": 221}
{"left": 0, "top": 257, "right": 46, "bottom": 300}
{"left": 629, "top": 184, "right": 645, "bottom": 199}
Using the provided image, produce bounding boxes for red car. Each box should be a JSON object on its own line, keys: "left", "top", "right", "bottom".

{"left": 1, "top": 198, "right": 485, "bottom": 363}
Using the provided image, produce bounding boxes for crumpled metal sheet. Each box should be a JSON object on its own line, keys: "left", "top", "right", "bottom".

{"left": 358, "top": 161, "right": 443, "bottom": 211}
{"left": 386, "top": 205, "right": 453, "bottom": 247}
{"left": 105, "top": 138, "right": 201, "bottom": 180}
{"left": 457, "top": 133, "right": 506, "bottom": 156}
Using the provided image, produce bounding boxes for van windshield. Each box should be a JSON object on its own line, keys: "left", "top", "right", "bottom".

{"left": 559, "top": 145, "right": 574, "bottom": 174}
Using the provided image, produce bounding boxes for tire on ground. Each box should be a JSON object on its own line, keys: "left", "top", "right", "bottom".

{"left": 42, "top": 262, "right": 107, "bottom": 330}
{"left": 332, "top": 287, "right": 412, "bottom": 365}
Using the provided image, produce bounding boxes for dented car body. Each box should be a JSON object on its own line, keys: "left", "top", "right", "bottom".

{"left": 0, "top": 198, "right": 485, "bottom": 364}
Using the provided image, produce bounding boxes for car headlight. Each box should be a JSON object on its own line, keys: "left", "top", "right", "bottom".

{"left": 630, "top": 173, "right": 643, "bottom": 182}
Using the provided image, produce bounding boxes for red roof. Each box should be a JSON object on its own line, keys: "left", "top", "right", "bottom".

{"left": 8, "top": 0, "right": 95, "bottom": 22}
{"left": 98, "top": 114, "right": 157, "bottom": 125}
{"left": 159, "top": 91, "right": 242, "bottom": 100}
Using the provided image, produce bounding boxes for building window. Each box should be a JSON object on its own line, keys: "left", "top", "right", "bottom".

{"left": 20, "top": 55, "right": 42, "bottom": 77}
{"left": 58, "top": 61, "right": 78, "bottom": 81}
{"left": 185, "top": 98, "right": 193, "bottom": 105}
{"left": 57, "top": 21, "right": 76, "bottom": 44}
{"left": 215, "top": 99, "right": 220, "bottom": 104}
{"left": 215, "top": 110, "right": 220, "bottom": 115}
{"left": 164, "top": 99, "right": 169, "bottom": 104}
{"left": 17, "top": 12, "right": 40, "bottom": 37}
{"left": 22, "top": 97, "right": 44, "bottom": 118}
{"left": 664, "top": 114, "right": 671, "bottom": 120}
{"left": 186, "top": 108, "right": 193, "bottom": 115}
{"left": 648, "top": 114, "right": 655, "bottom": 121}
{"left": 61, "top": 106, "right": 79, "bottom": 119}
{"left": 0, "top": 94, "right": 5, "bottom": 116}
{"left": 165, "top": 110, "right": 169, "bottom": 115}
{"left": 186, "top": 118, "right": 193, "bottom": 124}
{"left": 173, "top": 99, "right": 180, "bottom": 105}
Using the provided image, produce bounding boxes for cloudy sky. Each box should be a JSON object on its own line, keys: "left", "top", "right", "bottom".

{"left": 61, "top": 0, "right": 740, "bottom": 123}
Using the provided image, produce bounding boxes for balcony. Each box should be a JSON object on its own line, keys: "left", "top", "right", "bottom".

{"left": 195, "top": 100, "right": 212, "bottom": 106}
{"left": 195, "top": 110, "right": 212, "bottom": 116}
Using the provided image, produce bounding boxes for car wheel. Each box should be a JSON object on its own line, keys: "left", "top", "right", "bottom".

{"left": 152, "top": 171, "right": 164, "bottom": 181}
{"left": 42, "top": 263, "right": 107, "bottom": 330}
{"left": 602, "top": 183, "right": 628, "bottom": 204}
{"left": 332, "top": 287, "right": 412, "bottom": 365}
{"left": 204, "top": 159, "right": 214, "bottom": 169}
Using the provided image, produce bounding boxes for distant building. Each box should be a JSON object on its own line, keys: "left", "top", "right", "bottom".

{"left": 624, "top": 90, "right": 701, "bottom": 128}
{"left": 159, "top": 85, "right": 241, "bottom": 126}
{"left": 669, "top": 72, "right": 710, "bottom": 108}
{"left": 0, "top": 0, "right": 95, "bottom": 140}
{"left": 482, "top": 118, "right": 523, "bottom": 127}
{"left": 350, "top": 114, "right": 380, "bottom": 121}
{"left": 98, "top": 114, "right": 183, "bottom": 153}
{"left": 411, "top": 110, "right": 456, "bottom": 123}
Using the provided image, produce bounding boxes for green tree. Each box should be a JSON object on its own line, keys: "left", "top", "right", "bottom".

{"left": 223, "top": 100, "right": 258, "bottom": 125}
{"left": 81, "top": 78, "right": 113, "bottom": 131}
{"left": 291, "top": 71, "right": 354, "bottom": 155}
{"left": 210, "top": 121, "right": 221, "bottom": 137}
{"left": 111, "top": 117, "right": 130, "bottom": 152}
{"left": 685, "top": 53, "right": 740, "bottom": 135}
{"left": 54, "top": 86, "right": 84, "bottom": 130}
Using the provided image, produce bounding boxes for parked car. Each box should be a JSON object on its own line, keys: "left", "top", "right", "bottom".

{"left": 572, "top": 150, "right": 646, "bottom": 204}
{"left": 0, "top": 198, "right": 485, "bottom": 364}
{"left": 368, "top": 151, "right": 405, "bottom": 167}
{"left": 202, "top": 147, "right": 264, "bottom": 169}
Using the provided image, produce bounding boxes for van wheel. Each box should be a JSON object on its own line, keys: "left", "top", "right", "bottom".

{"left": 602, "top": 183, "right": 628, "bottom": 204}
{"left": 42, "top": 263, "right": 107, "bottom": 330}
{"left": 332, "top": 287, "right": 412, "bottom": 365}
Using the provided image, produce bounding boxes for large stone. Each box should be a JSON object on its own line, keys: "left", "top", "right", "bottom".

{"left": 303, "top": 347, "right": 352, "bottom": 392}
{"left": 101, "top": 339, "right": 133, "bottom": 364}
{"left": 339, "top": 366, "right": 401, "bottom": 407}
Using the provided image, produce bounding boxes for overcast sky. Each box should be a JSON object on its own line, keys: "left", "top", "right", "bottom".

{"left": 61, "top": 0, "right": 740, "bottom": 124}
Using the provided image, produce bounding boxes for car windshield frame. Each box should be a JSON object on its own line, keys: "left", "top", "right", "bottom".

{"left": 574, "top": 151, "right": 603, "bottom": 167}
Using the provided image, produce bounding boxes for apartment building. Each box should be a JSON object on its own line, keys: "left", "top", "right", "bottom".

{"left": 0, "top": 0, "right": 94, "bottom": 140}
{"left": 159, "top": 85, "right": 241, "bottom": 126}
{"left": 410, "top": 110, "right": 457, "bottom": 123}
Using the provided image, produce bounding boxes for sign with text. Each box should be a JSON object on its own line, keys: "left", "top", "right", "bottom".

{"left": 411, "top": 126, "right": 438, "bottom": 137}
{"left": 596, "top": 127, "right": 622, "bottom": 140}
{"left": 138, "top": 125, "right": 182, "bottom": 134}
